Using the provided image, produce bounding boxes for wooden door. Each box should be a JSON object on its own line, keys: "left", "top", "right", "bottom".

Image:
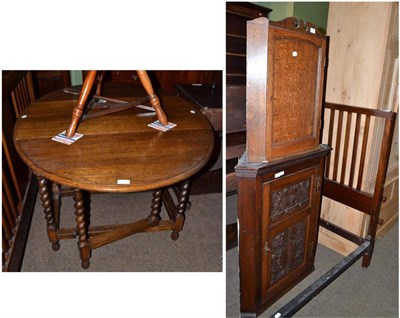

{"left": 260, "top": 166, "right": 321, "bottom": 304}
{"left": 246, "top": 18, "right": 327, "bottom": 162}
{"left": 236, "top": 146, "right": 329, "bottom": 314}
{"left": 266, "top": 26, "right": 326, "bottom": 160}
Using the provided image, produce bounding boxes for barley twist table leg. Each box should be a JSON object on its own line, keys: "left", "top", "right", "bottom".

{"left": 148, "top": 189, "right": 162, "bottom": 226}
{"left": 51, "top": 182, "right": 61, "bottom": 229}
{"left": 73, "top": 189, "right": 91, "bottom": 269}
{"left": 36, "top": 176, "right": 60, "bottom": 251}
{"left": 171, "top": 179, "right": 191, "bottom": 240}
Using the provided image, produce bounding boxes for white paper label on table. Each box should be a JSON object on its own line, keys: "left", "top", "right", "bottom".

{"left": 148, "top": 120, "right": 177, "bottom": 132}
{"left": 52, "top": 131, "right": 83, "bottom": 145}
{"left": 117, "top": 179, "right": 131, "bottom": 185}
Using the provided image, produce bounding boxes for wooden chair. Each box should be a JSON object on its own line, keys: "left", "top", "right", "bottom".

{"left": 7, "top": 71, "right": 35, "bottom": 118}
{"left": 65, "top": 70, "right": 168, "bottom": 138}
{"left": 2, "top": 71, "right": 36, "bottom": 271}
{"left": 320, "top": 102, "right": 396, "bottom": 267}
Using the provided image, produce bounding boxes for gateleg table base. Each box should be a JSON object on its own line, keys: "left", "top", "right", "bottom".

{"left": 36, "top": 175, "right": 191, "bottom": 269}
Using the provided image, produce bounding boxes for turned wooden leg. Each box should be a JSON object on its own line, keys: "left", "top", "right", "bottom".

{"left": 73, "top": 189, "right": 91, "bottom": 269}
{"left": 173, "top": 185, "right": 192, "bottom": 210}
{"left": 36, "top": 176, "right": 60, "bottom": 251}
{"left": 171, "top": 179, "right": 191, "bottom": 240}
{"left": 65, "top": 70, "right": 97, "bottom": 138}
{"left": 136, "top": 70, "right": 168, "bottom": 126}
{"left": 51, "top": 182, "right": 61, "bottom": 229}
{"left": 148, "top": 189, "right": 162, "bottom": 226}
{"left": 95, "top": 71, "right": 105, "bottom": 96}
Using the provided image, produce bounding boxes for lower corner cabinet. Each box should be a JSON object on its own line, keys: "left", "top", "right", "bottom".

{"left": 236, "top": 145, "right": 330, "bottom": 316}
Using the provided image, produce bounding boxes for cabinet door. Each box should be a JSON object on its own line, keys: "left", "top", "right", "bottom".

{"left": 266, "top": 27, "right": 326, "bottom": 160}
{"left": 246, "top": 18, "right": 326, "bottom": 162}
{"left": 260, "top": 166, "right": 321, "bottom": 302}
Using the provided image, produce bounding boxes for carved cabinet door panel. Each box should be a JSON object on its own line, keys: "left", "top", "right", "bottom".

{"left": 260, "top": 166, "right": 321, "bottom": 302}
{"left": 236, "top": 148, "right": 329, "bottom": 314}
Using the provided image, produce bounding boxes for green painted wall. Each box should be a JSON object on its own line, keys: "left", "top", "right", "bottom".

{"left": 253, "top": 2, "right": 329, "bottom": 33}
{"left": 254, "top": 2, "right": 294, "bottom": 21}
{"left": 294, "top": 2, "right": 329, "bottom": 33}
{"left": 70, "top": 71, "right": 83, "bottom": 85}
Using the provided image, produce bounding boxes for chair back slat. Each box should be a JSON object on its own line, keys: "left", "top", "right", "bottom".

{"left": 2, "top": 188, "right": 16, "bottom": 231}
{"left": 17, "top": 81, "right": 27, "bottom": 111}
{"left": 22, "top": 77, "right": 31, "bottom": 106}
{"left": 16, "top": 82, "right": 25, "bottom": 113}
{"left": 25, "top": 71, "right": 35, "bottom": 102}
{"left": 16, "top": 82, "right": 26, "bottom": 114}
{"left": 2, "top": 133, "right": 23, "bottom": 202}
{"left": 11, "top": 91, "right": 20, "bottom": 118}
{"left": 2, "top": 205, "right": 13, "bottom": 241}
{"left": 2, "top": 232, "right": 10, "bottom": 258}
{"left": 2, "top": 171, "right": 18, "bottom": 220}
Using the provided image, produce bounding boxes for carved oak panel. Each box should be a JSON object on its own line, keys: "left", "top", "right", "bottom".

{"left": 270, "top": 178, "right": 311, "bottom": 222}
{"left": 269, "top": 219, "right": 306, "bottom": 284}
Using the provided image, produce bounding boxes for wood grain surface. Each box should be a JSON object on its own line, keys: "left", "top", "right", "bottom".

{"left": 14, "top": 84, "right": 214, "bottom": 192}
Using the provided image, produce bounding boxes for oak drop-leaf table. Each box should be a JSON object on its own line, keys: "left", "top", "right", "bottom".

{"left": 13, "top": 86, "right": 214, "bottom": 269}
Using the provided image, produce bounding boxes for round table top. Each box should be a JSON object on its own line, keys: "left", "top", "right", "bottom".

{"left": 14, "top": 84, "right": 214, "bottom": 192}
